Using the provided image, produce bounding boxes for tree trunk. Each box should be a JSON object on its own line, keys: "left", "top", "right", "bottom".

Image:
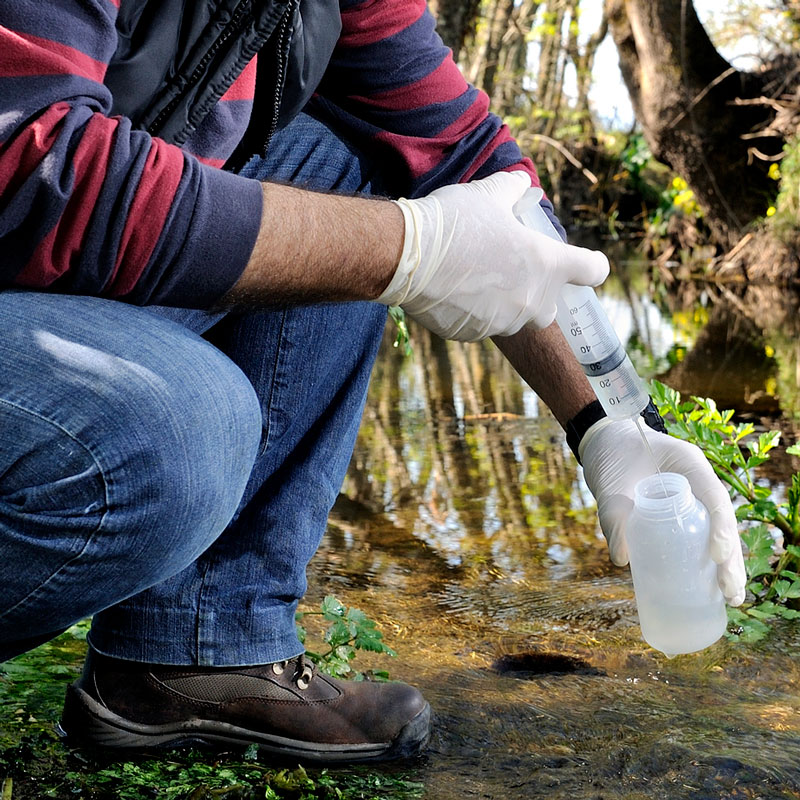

{"left": 495, "top": 0, "right": 542, "bottom": 116}
{"left": 566, "top": 0, "right": 608, "bottom": 137}
{"left": 475, "top": 0, "right": 516, "bottom": 101}
{"left": 605, "top": 0, "right": 783, "bottom": 248}
{"left": 535, "top": 0, "right": 569, "bottom": 146}
{"left": 427, "top": 0, "right": 481, "bottom": 63}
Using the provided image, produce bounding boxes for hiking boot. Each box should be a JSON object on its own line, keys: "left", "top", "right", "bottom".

{"left": 59, "top": 650, "right": 431, "bottom": 763}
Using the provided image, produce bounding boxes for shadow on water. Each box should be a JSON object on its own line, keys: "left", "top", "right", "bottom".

{"left": 306, "top": 275, "right": 800, "bottom": 799}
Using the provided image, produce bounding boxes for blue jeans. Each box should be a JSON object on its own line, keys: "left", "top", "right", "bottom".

{"left": 0, "top": 112, "right": 388, "bottom": 665}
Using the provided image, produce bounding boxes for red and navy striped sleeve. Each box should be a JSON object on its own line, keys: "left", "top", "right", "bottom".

{"left": 0, "top": 0, "right": 263, "bottom": 307}
{"left": 314, "top": 0, "right": 542, "bottom": 201}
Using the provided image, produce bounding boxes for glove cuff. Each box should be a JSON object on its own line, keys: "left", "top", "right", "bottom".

{"left": 376, "top": 199, "right": 422, "bottom": 307}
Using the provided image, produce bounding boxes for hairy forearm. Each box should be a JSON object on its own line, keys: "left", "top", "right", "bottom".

{"left": 224, "top": 182, "right": 404, "bottom": 306}
{"left": 492, "top": 323, "right": 597, "bottom": 430}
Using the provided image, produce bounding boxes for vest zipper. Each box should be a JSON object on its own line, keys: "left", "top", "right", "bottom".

{"left": 146, "top": 0, "right": 265, "bottom": 139}
{"left": 262, "top": 0, "right": 297, "bottom": 155}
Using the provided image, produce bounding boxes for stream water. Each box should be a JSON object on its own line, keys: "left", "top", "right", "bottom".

{"left": 304, "top": 277, "right": 800, "bottom": 800}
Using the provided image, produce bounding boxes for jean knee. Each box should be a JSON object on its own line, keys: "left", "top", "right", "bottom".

{"left": 109, "top": 345, "right": 262, "bottom": 569}
{"left": 0, "top": 401, "right": 109, "bottom": 622}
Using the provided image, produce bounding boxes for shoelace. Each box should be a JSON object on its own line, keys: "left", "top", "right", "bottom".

{"left": 271, "top": 654, "right": 314, "bottom": 690}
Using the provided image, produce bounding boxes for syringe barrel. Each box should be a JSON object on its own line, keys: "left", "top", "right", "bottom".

{"left": 513, "top": 187, "right": 649, "bottom": 419}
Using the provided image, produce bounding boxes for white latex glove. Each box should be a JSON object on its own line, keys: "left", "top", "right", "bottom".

{"left": 579, "top": 418, "right": 746, "bottom": 606}
{"left": 377, "top": 172, "right": 609, "bottom": 341}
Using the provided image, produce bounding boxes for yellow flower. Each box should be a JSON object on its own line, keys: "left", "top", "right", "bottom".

{"left": 766, "top": 206, "right": 777, "bottom": 217}
{"left": 671, "top": 176, "right": 688, "bottom": 191}
{"left": 672, "top": 188, "right": 699, "bottom": 215}
{"left": 768, "top": 163, "right": 781, "bottom": 181}
{"left": 765, "top": 345, "right": 775, "bottom": 358}
{"left": 673, "top": 189, "right": 694, "bottom": 207}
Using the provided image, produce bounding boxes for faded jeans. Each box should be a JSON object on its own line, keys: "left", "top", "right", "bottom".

{"left": 0, "top": 112, "right": 388, "bottom": 665}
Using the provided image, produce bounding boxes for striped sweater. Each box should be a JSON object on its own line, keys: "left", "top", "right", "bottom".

{"left": 0, "top": 0, "right": 542, "bottom": 308}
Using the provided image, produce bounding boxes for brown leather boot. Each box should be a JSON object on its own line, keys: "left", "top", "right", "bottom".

{"left": 59, "top": 650, "right": 430, "bottom": 763}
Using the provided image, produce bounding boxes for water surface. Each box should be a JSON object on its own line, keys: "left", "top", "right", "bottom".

{"left": 306, "top": 282, "right": 800, "bottom": 799}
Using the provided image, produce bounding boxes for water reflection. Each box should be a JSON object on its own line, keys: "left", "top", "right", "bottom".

{"left": 306, "top": 282, "right": 800, "bottom": 798}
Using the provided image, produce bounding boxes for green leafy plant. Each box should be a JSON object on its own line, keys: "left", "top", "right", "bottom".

{"left": 619, "top": 132, "right": 651, "bottom": 190}
{"left": 67, "top": 755, "right": 424, "bottom": 799}
{"left": 651, "top": 379, "right": 800, "bottom": 641}
{"left": 388, "top": 306, "right": 412, "bottom": 356}
{"left": 766, "top": 134, "right": 800, "bottom": 237}
{"left": 295, "top": 596, "right": 397, "bottom": 679}
{"left": 647, "top": 175, "right": 704, "bottom": 238}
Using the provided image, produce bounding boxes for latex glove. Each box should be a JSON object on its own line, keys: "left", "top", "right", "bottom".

{"left": 377, "top": 172, "right": 609, "bottom": 341}
{"left": 579, "top": 417, "right": 746, "bottom": 606}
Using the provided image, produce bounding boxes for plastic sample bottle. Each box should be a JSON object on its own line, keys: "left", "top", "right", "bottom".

{"left": 625, "top": 472, "right": 727, "bottom": 657}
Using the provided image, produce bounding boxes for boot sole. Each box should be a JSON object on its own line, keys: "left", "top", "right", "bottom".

{"left": 59, "top": 684, "right": 431, "bottom": 763}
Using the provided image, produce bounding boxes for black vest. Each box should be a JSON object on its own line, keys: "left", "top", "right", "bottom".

{"left": 104, "top": 0, "right": 341, "bottom": 161}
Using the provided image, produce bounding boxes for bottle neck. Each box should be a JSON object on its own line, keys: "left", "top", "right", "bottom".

{"left": 632, "top": 472, "right": 694, "bottom": 520}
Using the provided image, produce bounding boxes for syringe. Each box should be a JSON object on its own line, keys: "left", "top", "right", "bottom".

{"left": 513, "top": 188, "right": 650, "bottom": 420}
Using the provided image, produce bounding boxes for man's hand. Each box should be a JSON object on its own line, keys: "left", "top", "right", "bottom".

{"left": 377, "top": 172, "right": 609, "bottom": 341}
{"left": 579, "top": 417, "right": 747, "bottom": 606}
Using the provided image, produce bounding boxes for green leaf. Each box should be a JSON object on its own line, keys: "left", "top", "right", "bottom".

{"left": 319, "top": 655, "right": 353, "bottom": 678}
{"left": 734, "top": 615, "right": 771, "bottom": 642}
{"left": 787, "top": 444, "right": 800, "bottom": 456}
{"left": 740, "top": 524, "right": 776, "bottom": 579}
{"left": 345, "top": 607, "right": 368, "bottom": 626}
{"left": 320, "top": 595, "right": 346, "bottom": 619}
{"left": 325, "top": 619, "right": 352, "bottom": 649}
{"left": 775, "top": 578, "right": 800, "bottom": 599}
{"left": 333, "top": 644, "right": 356, "bottom": 662}
{"left": 389, "top": 306, "right": 413, "bottom": 356}
{"left": 745, "top": 455, "right": 769, "bottom": 470}
{"left": 749, "top": 498, "right": 780, "bottom": 522}
{"left": 726, "top": 606, "right": 771, "bottom": 642}
{"left": 788, "top": 475, "right": 800, "bottom": 527}
{"left": 243, "top": 742, "right": 259, "bottom": 761}
{"left": 748, "top": 600, "right": 782, "bottom": 616}
{"left": 745, "top": 605, "right": 778, "bottom": 620}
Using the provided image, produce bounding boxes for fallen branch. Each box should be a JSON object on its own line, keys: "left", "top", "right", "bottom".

{"left": 523, "top": 133, "right": 599, "bottom": 185}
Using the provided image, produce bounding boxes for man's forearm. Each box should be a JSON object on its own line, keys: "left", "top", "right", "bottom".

{"left": 224, "top": 182, "right": 405, "bottom": 307}
{"left": 492, "top": 323, "right": 598, "bottom": 430}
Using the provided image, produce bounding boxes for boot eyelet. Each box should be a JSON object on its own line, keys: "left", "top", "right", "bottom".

{"left": 295, "top": 665, "right": 313, "bottom": 690}
{"left": 271, "top": 661, "right": 286, "bottom": 676}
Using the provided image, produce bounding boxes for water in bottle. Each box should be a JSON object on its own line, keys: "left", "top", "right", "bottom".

{"left": 625, "top": 472, "right": 727, "bottom": 657}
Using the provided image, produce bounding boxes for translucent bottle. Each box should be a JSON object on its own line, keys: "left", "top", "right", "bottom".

{"left": 625, "top": 472, "right": 727, "bottom": 657}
